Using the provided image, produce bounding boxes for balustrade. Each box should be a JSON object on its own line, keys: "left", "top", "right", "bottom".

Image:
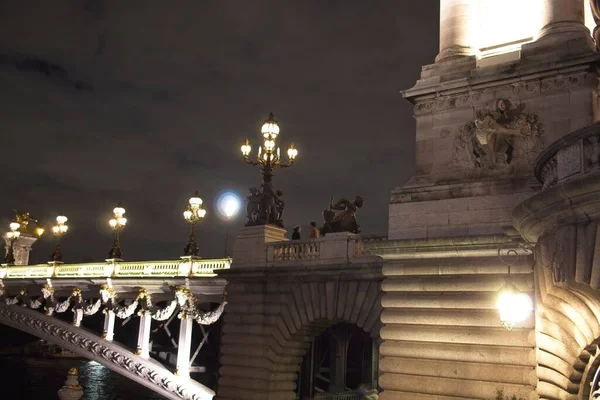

{"left": 271, "top": 240, "right": 321, "bottom": 261}
{"left": 535, "top": 123, "right": 600, "bottom": 190}
{"left": 0, "top": 258, "right": 231, "bottom": 280}
{"left": 266, "top": 234, "right": 382, "bottom": 266}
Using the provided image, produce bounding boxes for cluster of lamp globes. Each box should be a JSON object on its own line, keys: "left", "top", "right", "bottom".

{"left": 3, "top": 192, "right": 243, "bottom": 263}
{"left": 108, "top": 205, "right": 127, "bottom": 231}
{"left": 241, "top": 113, "right": 298, "bottom": 163}
{"left": 6, "top": 215, "right": 69, "bottom": 240}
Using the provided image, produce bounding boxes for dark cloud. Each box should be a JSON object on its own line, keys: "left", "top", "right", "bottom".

{"left": 0, "top": 0, "right": 439, "bottom": 263}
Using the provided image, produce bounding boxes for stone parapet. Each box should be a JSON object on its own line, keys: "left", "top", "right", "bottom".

{"left": 266, "top": 232, "right": 381, "bottom": 267}
{"left": 535, "top": 121, "right": 600, "bottom": 190}
{"left": 514, "top": 123, "right": 600, "bottom": 243}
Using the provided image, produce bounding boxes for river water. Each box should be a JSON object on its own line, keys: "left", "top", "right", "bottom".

{"left": 0, "top": 356, "right": 165, "bottom": 399}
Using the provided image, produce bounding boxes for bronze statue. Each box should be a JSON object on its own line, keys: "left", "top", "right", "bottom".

{"left": 244, "top": 185, "right": 285, "bottom": 228}
{"left": 246, "top": 188, "right": 260, "bottom": 224}
{"left": 320, "top": 196, "right": 363, "bottom": 235}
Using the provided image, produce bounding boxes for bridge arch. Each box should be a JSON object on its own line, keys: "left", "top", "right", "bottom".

{"left": 0, "top": 303, "right": 215, "bottom": 400}
{"left": 217, "top": 265, "right": 383, "bottom": 400}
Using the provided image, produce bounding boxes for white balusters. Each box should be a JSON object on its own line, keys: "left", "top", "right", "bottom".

{"left": 0, "top": 258, "right": 231, "bottom": 281}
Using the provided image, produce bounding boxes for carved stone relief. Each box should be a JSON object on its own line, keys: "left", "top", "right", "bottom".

{"left": 454, "top": 99, "right": 543, "bottom": 175}
{"left": 413, "top": 72, "right": 590, "bottom": 116}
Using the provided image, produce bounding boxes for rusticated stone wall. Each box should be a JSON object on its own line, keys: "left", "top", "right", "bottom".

{"left": 366, "top": 237, "right": 537, "bottom": 400}
{"left": 216, "top": 262, "right": 383, "bottom": 400}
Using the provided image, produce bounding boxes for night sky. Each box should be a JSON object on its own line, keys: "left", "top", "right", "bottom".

{"left": 0, "top": 1, "right": 438, "bottom": 263}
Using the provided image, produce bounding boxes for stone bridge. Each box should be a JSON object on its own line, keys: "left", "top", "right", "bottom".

{"left": 0, "top": 257, "right": 229, "bottom": 400}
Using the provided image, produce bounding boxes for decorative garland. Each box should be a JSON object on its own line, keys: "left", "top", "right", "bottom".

{"left": 0, "top": 281, "right": 226, "bottom": 327}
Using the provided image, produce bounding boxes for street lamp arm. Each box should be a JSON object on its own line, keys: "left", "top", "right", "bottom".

{"left": 243, "top": 157, "right": 263, "bottom": 167}
{"left": 278, "top": 161, "right": 294, "bottom": 168}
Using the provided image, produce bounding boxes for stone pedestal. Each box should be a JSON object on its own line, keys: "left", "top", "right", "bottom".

{"left": 57, "top": 368, "right": 83, "bottom": 400}
{"left": 319, "top": 232, "right": 357, "bottom": 263}
{"left": 2, "top": 234, "right": 38, "bottom": 265}
{"left": 231, "top": 225, "right": 286, "bottom": 268}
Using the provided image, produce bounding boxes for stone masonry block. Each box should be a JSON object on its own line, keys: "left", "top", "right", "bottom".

{"left": 448, "top": 209, "right": 492, "bottom": 225}
{"left": 409, "top": 212, "right": 449, "bottom": 227}
{"left": 433, "top": 107, "right": 474, "bottom": 127}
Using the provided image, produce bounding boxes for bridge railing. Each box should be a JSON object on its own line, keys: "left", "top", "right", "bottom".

{"left": 266, "top": 233, "right": 384, "bottom": 266}
{"left": 0, "top": 258, "right": 231, "bottom": 279}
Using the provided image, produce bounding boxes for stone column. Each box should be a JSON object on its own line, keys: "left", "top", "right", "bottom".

{"left": 175, "top": 315, "right": 193, "bottom": 378}
{"left": 136, "top": 311, "right": 152, "bottom": 358}
{"left": 102, "top": 310, "right": 115, "bottom": 341}
{"left": 538, "top": 0, "right": 588, "bottom": 38}
{"left": 435, "top": 0, "right": 476, "bottom": 62}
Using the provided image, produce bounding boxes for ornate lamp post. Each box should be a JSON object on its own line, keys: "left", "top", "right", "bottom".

{"left": 4, "top": 222, "right": 21, "bottom": 264}
{"left": 50, "top": 214, "right": 69, "bottom": 262}
{"left": 108, "top": 204, "right": 127, "bottom": 260}
{"left": 241, "top": 113, "right": 298, "bottom": 227}
{"left": 183, "top": 191, "right": 206, "bottom": 256}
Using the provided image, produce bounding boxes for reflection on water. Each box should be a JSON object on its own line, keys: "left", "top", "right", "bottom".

{"left": 0, "top": 356, "right": 165, "bottom": 399}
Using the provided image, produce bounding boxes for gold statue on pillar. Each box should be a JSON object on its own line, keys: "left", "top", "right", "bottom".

{"left": 12, "top": 210, "right": 44, "bottom": 237}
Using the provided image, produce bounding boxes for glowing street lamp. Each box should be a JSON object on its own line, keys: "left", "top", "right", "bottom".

{"left": 183, "top": 191, "right": 206, "bottom": 256}
{"left": 108, "top": 203, "right": 127, "bottom": 259}
{"left": 497, "top": 249, "right": 533, "bottom": 330}
{"left": 4, "top": 222, "right": 21, "bottom": 264}
{"left": 50, "top": 214, "right": 69, "bottom": 262}
{"left": 497, "top": 282, "right": 533, "bottom": 330}
{"left": 240, "top": 113, "right": 298, "bottom": 227}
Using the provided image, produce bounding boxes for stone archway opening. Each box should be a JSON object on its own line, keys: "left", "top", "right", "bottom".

{"left": 296, "top": 322, "right": 378, "bottom": 400}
